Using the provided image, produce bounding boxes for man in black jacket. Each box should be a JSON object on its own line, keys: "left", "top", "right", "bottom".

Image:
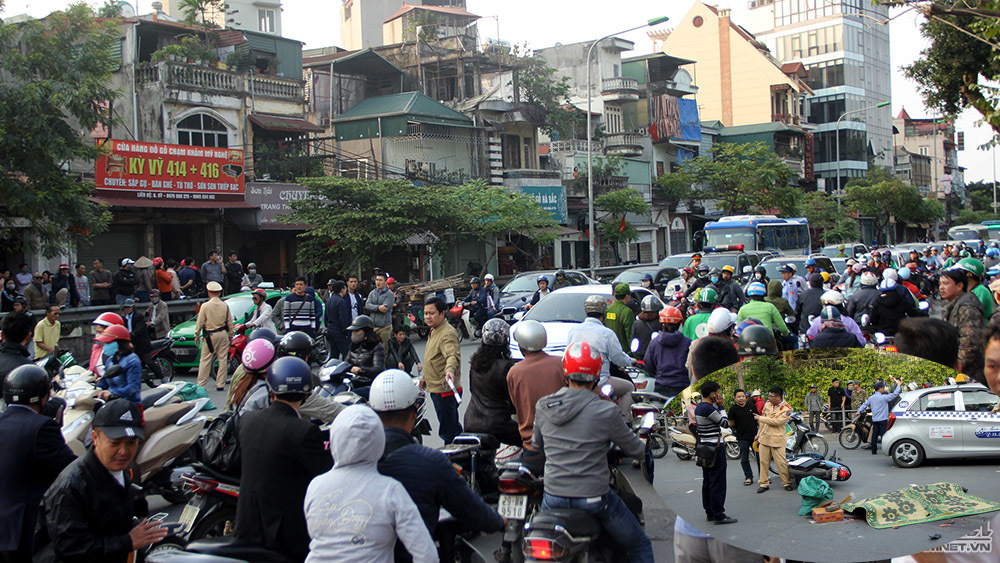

{"left": 0, "top": 312, "right": 32, "bottom": 380}
{"left": 727, "top": 388, "right": 758, "bottom": 487}
{"left": 113, "top": 259, "right": 137, "bottom": 305}
{"left": 36, "top": 399, "right": 166, "bottom": 563}
{"left": 235, "top": 356, "right": 332, "bottom": 562}
{"left": 324, "top": 280, "right": 351, "bottom": 360}
{"left": 224, "top": 251, "right": 244, "bottom": 296}
{"left": 0, "top": 363, "right": 76, "bottom": 562}
{"left": 121, "top": 299, "right": 163, "bottom": 384}
{"left": 795, "top": 273, "right": 825, "bottom": 333}
{"left": 371, "top": 371, "right": 503, "bottom": 560}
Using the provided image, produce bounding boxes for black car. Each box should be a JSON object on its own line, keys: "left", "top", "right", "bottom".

{"left": 610, "top": 265, "right": 680, "bottom": 295}
{"left": 497, "top": 270, "right": 597, "bottom": 320}
{"left": 759, "top": 254, "right": 839, "bottom": 283}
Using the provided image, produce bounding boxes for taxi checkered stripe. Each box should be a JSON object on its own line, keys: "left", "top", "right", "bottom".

{"left": 896, "top": 411, "right": 996, "bottom": 418}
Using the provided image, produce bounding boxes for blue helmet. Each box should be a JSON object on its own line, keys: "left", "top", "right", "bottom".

{"left": 804, "top": 258, "right": 817, "bottom": 266}
{"left": 747, "top": 281, "right": 767, "bottom": 297}
{"left": 266, "top": 356, "right": 313, "bottom": 395}
{"left": 897, "top": 267, "right": 911, "bottom": 280}
{"left": 988, "top": 248, "right": 999, "bottom": 258}
{"left": 641, "top": 273, "right": 653, "bottom": 282}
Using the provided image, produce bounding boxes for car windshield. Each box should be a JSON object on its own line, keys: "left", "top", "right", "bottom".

{"left": 700, "top": 255, "right": 738, "bottom": 271}
{"left": 762, "top": 259, "right": 804, "bottom": 280}
{"left": 818, "top": 246, "right": 844, "bottom": 258}
{"left": 227, "top": 296, "right": 255, "bottom": 321}
{"left": 502, "top": 274, "right": 550, "bottom": 294}
{"left": 613, "top": 269, "right": 657, "bottom": 284}
{"left": 659, "top": 255, "right": 690, "bottom": 268}
{"left": 524, "top": 293, "right": 603, "bottom": 323}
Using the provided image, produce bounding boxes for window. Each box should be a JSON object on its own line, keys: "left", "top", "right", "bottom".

{"left": 258, "top": 9, "right": 275, "bottom": 33}
{"left": 913, "top": 391, "right": 956, "bottom": 412}
{"left": 177, "top": 114, "right": 228, "bottom": 148}
{"left": 605, "top": 105, "right": 623, "bottom": 134}
{"left": 919, "top": 146, "right": 929, "bottom": 156}
{"left": 961, "top": 390, "right": 998, "bottom": 413}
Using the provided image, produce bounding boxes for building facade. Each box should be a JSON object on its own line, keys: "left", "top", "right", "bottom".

{"left": 893, "top": 108, "right": 966, "bottom": 212}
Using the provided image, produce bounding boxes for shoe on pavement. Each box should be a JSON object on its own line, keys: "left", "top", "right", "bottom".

{"left": 784, "top": 485, "right": 794, "bottom": 491}
{"left": 714, "top": 516, "right": 738, "bottom": 525}
{"left": 756, "top": 487, "right": 769, "bottom": 493}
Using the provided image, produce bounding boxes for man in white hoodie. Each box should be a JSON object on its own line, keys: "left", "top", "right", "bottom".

{"left": 304, "top": 405, "right": 437, "bottom": 563}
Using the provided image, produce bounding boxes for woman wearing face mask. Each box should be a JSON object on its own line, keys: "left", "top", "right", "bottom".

{"left": 341, "top": 314, "right": 384, "bottom": 397}
{"left": 639, "top": 273, "right": 660, "bottom": 299}
{"left": 1, "top": 279, "right": 17, "bottom": 312}
{"left": 90, "top": 312, "right": 124, "bottom": 372}
{"left": 94, "top": 324, "right": 143, "bottom": 406}
{"left": 242, "top": 262, "right": 263, "bottom": 289}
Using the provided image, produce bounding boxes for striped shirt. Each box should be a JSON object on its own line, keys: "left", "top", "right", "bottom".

{"left": 283, "top": 293, "right": 319, "bottom": 333}
{"left": 694, "top": 402, "right": 729, "bottom": 444}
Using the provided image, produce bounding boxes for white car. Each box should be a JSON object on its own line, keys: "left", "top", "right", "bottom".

{"left": 507, "top": 284, "right": 663, "bottom": 360}
{"left": 882, "top": 383, "right": 1000, "bottom": 468}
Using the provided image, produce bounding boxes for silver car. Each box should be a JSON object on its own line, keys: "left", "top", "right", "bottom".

{"left": 882, "top": 383, "right": 1000, "bottom": 468}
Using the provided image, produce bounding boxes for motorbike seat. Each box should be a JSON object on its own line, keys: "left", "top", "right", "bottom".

{"left": 141, "top": 388, "right": 173, "bottom": 410}
{"left": 191, "top": 462, "right": 241, "bottom": 486}
{"left": 185, "top": 537, "right": 290, "bottom": 562}
{"left": 143, "top": 403, "right": 194, "bottom": 436}
{"left": 150, "top": 338, "right": 171, "bottom": 349}
{"left": 529, "top": 509, "right": 601, "bottom": 539}
{"left": 452, "top": 432, "right": 499, "bottom": 451}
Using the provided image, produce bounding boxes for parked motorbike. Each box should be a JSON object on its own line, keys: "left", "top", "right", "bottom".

{"left": 145, "top": 537, "right": 291, "bottom": 563}
{"left": 771, "top": 451, "right": 852, "bottom": 484}
{"left": 144, "top": 338, "right": 176, "bottom": 387}
{"left": 665, "top": 424, "right": 738, "bottom": 461}
{"left": 520, "top": 413, "right": 654, "bottom": 562}
{"left": 439, "top": 432, "right": 501, "bottom": 500}
{"left": 172, "top": 463, "right": 241, "bottom": 544}
{"left": 839, "top": 410, "right": 873, "bottom": 449}
{"left": 447, "top": 302, "right": 480, "bottom": 341}
{"left": 782, "top": 412, "right": 829, "bottom": 457}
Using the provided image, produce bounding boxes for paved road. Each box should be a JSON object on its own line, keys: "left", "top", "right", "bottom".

{"left": 150, "top": 337, "right": 680, "bottom": 561}
{"left": 655, "top": 428, "right": 1000, "bottom": 562}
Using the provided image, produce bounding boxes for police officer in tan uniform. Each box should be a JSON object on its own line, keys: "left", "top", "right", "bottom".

{"left": 196, "top": 281, "right": 233, "bottom": 390}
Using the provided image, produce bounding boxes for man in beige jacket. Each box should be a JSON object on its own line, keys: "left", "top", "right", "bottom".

{"left": 419, "top": 296, "right": 462, "bottom": 444}
{"left": 754, "top": 385, "right": 792, "bottom": 493}
{"left": 195, "top": 281, "right": 233, "bottom": 390}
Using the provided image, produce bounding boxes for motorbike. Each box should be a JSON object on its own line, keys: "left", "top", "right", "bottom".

{"left": 782, "top": 412, "right": 829, "bottom": 457}
{"left": 768, "top": 450, "right": 852, "bottom": 485}
{"left": 520, "top": 413, "right": 654, "bottom": 562}
{"left": 226, "top": 325, "right": 250, "bottom": 376}
{"left": 839, "top": 410, "right": 873, "bottom": 449}
{"left": 448, "top": 302, "right": 480, "bottom": 341}
{"left": 495, "top": 459, "right": 545, "bottom": 563}
{"left": 145, "top": 537, "right": 291, "bottom": 563}
{"left": 439, "top": 432, "right": 501, "bottom": 500}
{"left": 144, "top": 338, "right": 177, "bottom": 387}
{"left": 628, "top": 401, "right": 670, "bottom": 459}
{"left": 665, "top": 424, "right": 738, "bottom": 461}
{"left": 169, "top": 463, "right": 241, "bottom": 546}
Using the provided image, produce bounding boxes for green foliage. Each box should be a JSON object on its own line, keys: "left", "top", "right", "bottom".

{"left": 283, "top": 178, "right": 557, "bottom": 273}
{"left": 512, "top": 54, "right": 582, "bottom": 138}
{"left": 652, "top": 172, "right": 693, "bottom": 211}
{"left": 595, "top": 188, "right": 649, "bottom": 262}
{"left": 150, "top": 44, "right": 186, "bottom": 62}
{"left": 843, "top": 168, "right": 946, "bottom": 242}
{"left": 956, "top": 209, "right": 1000, "bottom": 224}
{"left": 676, "top": 142, "right": 799, "bottom": 216}
{"left": 179, "top": 0, "right": 222, "bottom": 27}
{"left": 96, "top": 0, "right": 122, "bottom": 18}
{"left": 0, "top": 3, "right": 114, "bottom": 256}
{"left": 965, "top": 180, "right": 999, "bottom": 213}
{"left": 677, "top": 349, "right": 956, "bottom": 414}
{"left": 801, "top": 191, "right": 858, "bottom": 244}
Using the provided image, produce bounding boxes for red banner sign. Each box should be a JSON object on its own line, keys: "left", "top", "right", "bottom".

{"left": 803, "top": 133, "right": 815, "bottom": 181}
{"left": 96, "top": 140, "right": 245, "bottom": 202}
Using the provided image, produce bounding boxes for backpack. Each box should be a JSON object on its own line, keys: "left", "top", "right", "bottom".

{"left": 200, "top": 409, "right": 243, "bottom": 476}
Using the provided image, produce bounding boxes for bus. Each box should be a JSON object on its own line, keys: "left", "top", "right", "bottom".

{"left": 698, "top": 215, "right": 811, "bottom": 255}
{"left": 981, "top": 220, "right": 1000, "bottom": 238}
{"left": 948, "top": 223, "right": 989, "bottom": 241}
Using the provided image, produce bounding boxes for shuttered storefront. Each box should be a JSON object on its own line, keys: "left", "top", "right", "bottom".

{"left": 76, "top": 227, "right": 143, "bottom": 269}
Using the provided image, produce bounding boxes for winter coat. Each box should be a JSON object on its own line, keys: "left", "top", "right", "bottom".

{"left": 345, "top": 338, "right": 385, "bottom": 387}
{"left": 463, "top": 357, "right": 518, "bottom": 437}
{"left": 112, "top": 268, "right": 136, "bottom": 297}
{"left": 737, "top": 299, "right": 789, "bottom": 334}
{"left": 813, "top": 323, "right": 863, "bottom": 349}
{"left": 304, "top": 406, "right": 436, "bottom": 563}
{"left": 795, "top": 287, "right": 825, "bottom": 332}
{"left": 643, "top": 330, "right": 692, "bottom": 390}
{"left": 846, "top": 286, "right": 880, "bottom": 325}
{"left": 765, "top": 279, "right": 795, "bottom": 317}
{"left": 630, "top": 317, "right": 661, "bottom": 359}
{"left": 944, "top": 291, "right": 986, "bottom": 378}
{"left": 870, "top": 289, "right": 917, "bottom": 335}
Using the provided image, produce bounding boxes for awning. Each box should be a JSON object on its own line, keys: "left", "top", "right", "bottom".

{"left": 405, "top": 232, "right": 439, "bottom": 245}
{"left": 249, "top": 114, "right": 324, "bottom": 134}
{"left": 95, "top": 197, "right": 256, "bottom": 209}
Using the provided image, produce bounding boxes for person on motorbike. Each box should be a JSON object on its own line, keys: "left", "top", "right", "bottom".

{"left": 683, "top": 264, "right": 712, "bottom": 299}
{"left": 737, "top": 282, "right": 790, "bottom": 339}
{"left": 230, "top": 337, "right": 279, "bottom": 415}
{"left": 718, "top": 265, "right": 746, "bottom": 312}
{"left": 736, "top": 324, "right": 779, "bottom": 359}
{"left": 528, "top": 274, "right": 551, "bottom": 307}
{"left": 533, "top": 341, "right": 654, "bottom": 563}
{"left": 89, "top": 312, "right": 124, "bottom": 373}
{"left": 630, "top": 295, "right": 662, "bottom": 359}
{"left": 795, "top": 273, "right": 826, "bottom": 334}
{"left": 483, "top": 273, "right": 500, "bottom": 319}
{"left": 639, "top": 273, "right": 660, "bottom": 299}
{"left": 754, "top": 386, "right": 793, "bottom": 493}
{"left": 805, "top": 290, "right": 865, "bottom": 346}
{"left": 341, "top": 315, "right": 385, "bottom": 399}
{"left": 566, "top": 295, "right": 636, "bottom": 417}
{"left": 462, "top": 277, "right": 489, "bottom": 327}
{"left": 643, "top": 306, "right": 691, "bottom": 397}
{"left": 225, "top": 327, "right": 277, "bottom": 409}
{"left": 235, "top": 356, "right": 333, "bottom": 562}
{"left": 271, "top": 331, "right": 346, "bottom": 422}
{"left": 0, "top": 364, "right": 76, "bottom": 562}
{"left": 684, "top": 308, "right": 737, "bottom": 379}
{"left": 812, "top": 306, "right": 863, "bottom": 349}
{"left": 870, "top": 279, "right": 919, "bottom": 336}
{"left": 941, "top": 269, "right": 986, "bottom": 379}
{"left": 605, "top": 283, "right": 636, "bottom": 351}
{"left": 854, "top": 378, "right": 901, "bottom": 455}
{"left": 95, "top": 325, "right": 142, "bottom": 407}
{"left": 244, "top": 288, "right": 276, "bottom": 333}
{"left": 953, "top": 258, "right": 994, "bottom": 323}
{"left": 463, "top": 318, "right": 520, "bottom": 446}
{"left": 682, "top": 287, "right": 719, "bottom": 340}
{"left": 680, "top": 266, "right": 696, "bottom": 293}
{"left": 553, "top": 270, "right": 572, "bottom": 290}
{"left": 507, "top": 320, "right": 564, "bottom": 454}
{"left": 371, "top": 370, "right": 504, "bottom": 560}
{"left": 846, "top": 272, "right": 880, "bottom": 326}
{"left": 747, "top": 265, "right": 769, "bottom": 289}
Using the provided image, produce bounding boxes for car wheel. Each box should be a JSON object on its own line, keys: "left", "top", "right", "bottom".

{"left": 891, "top": 439, "right": 925, "bottom": 468}
{"left": 839, "top": 427, "right": 861, "bottom": 450}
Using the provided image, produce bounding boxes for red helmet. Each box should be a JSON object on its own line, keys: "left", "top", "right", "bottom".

{"left": 659, "top": 306, "right": 683, "bottom": 325}
{"left": 252, "top": 288, "right": 267, "bottom": 300}
{"left": 93, "top": 312, "right": 124, "bottom": 327}
{"left": 563, "top": 341, "right": 602, "bottom": 383}
{"left": 95, "top": 324, "right": 131, "bottom": 343}
{"left": 386, "top": 277, "right": 396, "bottom": 285}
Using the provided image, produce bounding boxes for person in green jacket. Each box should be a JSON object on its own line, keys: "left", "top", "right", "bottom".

{"left": 737, "top": 282, "right": 789, "bottom": 335}
{"left": 765, "top": 279, "right": 795, "bottom": 319}
{"left": 953, "top": 258, "right": 992, "bottom": 323}
{"left": 682, "top": 286, "right": 718, "bottom": 340}
{"left": 605, "top": 283, "right": 636, "bottom": 350}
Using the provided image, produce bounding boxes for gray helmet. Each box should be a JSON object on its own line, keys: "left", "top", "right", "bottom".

{"left": 584, "top": 295, "right": 608, "bottom": 315}
{"left": 470, "top": 276, "right": 481, "bottom": 285}
{"left": 481, "top": 318, "right": 510, "bottom": 347}
{"left": 736, "top": 325, "right": 778, "bottom": 356}
{"left": 820, "top": 305, "right": 841, "bottom": 321}
{"left": 697, "top": 264, "right": 710, "bottom": 274}
{"left": 640, "top": 294, "right": 660, "bottom": 313}
{"left": 514, "top": 320, "right": 547, "bottom": 352}
{"left": 346, "top": 314, "right": 374, "bottom": 332}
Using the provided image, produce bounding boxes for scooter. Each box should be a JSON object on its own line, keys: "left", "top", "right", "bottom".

{"left": 769, "top": 450, "right": 852, "bottom": 485}
{"left": 783, "top": 411, "right": 829, "bottom": 457}
{"left": 839, "top": 410, "right": 873, "bottom": 450}
{"left": 171, "top": 463, "right": 241, "bottom": 544}
{"left": 448, "top": 302, "right": 480, "bottom": 341}
{"left": 665, "top": 424, "right": 739, "bottom": 461}
{"left": 143, "top": 338, "right": 176, "bottom": 387}
{"left": 439, "top": 433, "right": 501, "bottom": 500}
{"left": 496, "top": 459, "right": 545, "bottom": 563}
{"left": 521, "top": 413, "right": 654, "bottom": 562}
{"left": 145, "top": 537, "right": 291, "bottom": 563}
{"left": 227, "top": 325, "right": 250, "bottom": 376}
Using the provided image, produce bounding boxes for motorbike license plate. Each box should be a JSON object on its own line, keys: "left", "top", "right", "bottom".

{"left": 498, "top": 494, "right": 527, "bottom": 520}
{"left": 178, "top": 502, "right": 201, "bottom": 533}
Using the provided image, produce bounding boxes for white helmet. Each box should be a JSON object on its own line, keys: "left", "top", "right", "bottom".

{"left": 820, "top": 290, "right": 845, "bottom": 306}
{"left": 860, "top": 272, "right": 878, "bottom": 286}
{"left": 883, "top": 268, "right": 898, "bottom": 281}
{"left": 707, "top": 308, "right": 737, "bottom": 334}
{"left": 369, "top": 369, "right": 419, "bottom": 412}
{"left": 484, "top": 273, "right": 495, "bottom": 281}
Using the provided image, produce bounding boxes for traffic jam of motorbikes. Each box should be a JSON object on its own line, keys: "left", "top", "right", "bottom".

{"left": 2, "top": 233, "right": 1000, "bottom": 563}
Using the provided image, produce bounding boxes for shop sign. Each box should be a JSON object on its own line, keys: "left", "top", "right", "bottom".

{"left": 520, "top": 186, "right": 568, "bottom": 224}
{"left": 245, "top": 182, "right": 316, "bottom": 229}
{"left": 96, "top": 140, "right": 245, "bottom": 202}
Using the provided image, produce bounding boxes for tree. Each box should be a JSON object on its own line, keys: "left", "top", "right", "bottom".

{"left": 512, "top": 53, "right": 583, "bottom": 139}
{"left": 179, "top": 0, "right": 223, "bottom": 28}
{"left": 652, "top": 171, "right": 693, "bottom": 212}
{"left": 0, "top": 2, "right": 113, "bottom": 256}
{"left": 801, "top": 191, "right": 858, "bottom": 244}
{"left": 678, "top": 142, "right": 799, "bottom": 216}
{"left": 842, "top": 169, "right": 946, "bottom": 242}
{"left": 964, "top": 180, "right": 999, "bottom": 214}
{"left": 595, "top": 188, "right": 650, "bottom": 264}
{"left": 900, "top": 3, "right": 1000, "bottom": 137}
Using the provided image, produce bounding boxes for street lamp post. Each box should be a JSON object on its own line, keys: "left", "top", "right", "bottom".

{"left": 586, "top": 16, "right": 668, "bottom": 278}
{"left": 833, "top": 100, "right": 890, "bottom": 211}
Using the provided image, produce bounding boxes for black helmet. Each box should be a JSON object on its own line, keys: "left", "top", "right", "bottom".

{"left": 470, "top": 276, "right": 481, "bottom": 285}
{"left": 697, "top": 264, "right": 710, "bottom": 274}
{"left": 754, "top": 265, "right": 767, "bottom": 274}
{"left": 3, "top": 365, "right": 50, "bottom": 406}
{"left": 248, "top": 327, "right": 278, "bottom": 344}
{"left": 278, "top": 330, "right": 314, "bottom": 360}
{"left": 736, "top": 325, "right": 778, "bottom": 356}
{"left": 346, "top": 314, "right": 374, "bottom": 332}
{"left": 266, "top": 356, "right": 313, "bottom": 396}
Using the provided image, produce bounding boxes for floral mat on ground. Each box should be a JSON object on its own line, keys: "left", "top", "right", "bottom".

{"left": 843, "top": 482, "right": 1000, "bottom": 529}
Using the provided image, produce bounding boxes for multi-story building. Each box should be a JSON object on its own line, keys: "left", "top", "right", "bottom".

{"left": 165, "top": 0, "right": 284, "bottom": 36}
{"left": 340, "top": 0, "right": 468, "bottom": 51}
{"left": 893, "top": 108, "right": 966, "bottom": 211}
{"left": 745, "top": 0, "right": 892, "bottom": 194}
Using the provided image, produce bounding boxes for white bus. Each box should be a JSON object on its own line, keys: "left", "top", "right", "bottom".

{"left": 699, "top": 215, "right": 811, "bottom": 255}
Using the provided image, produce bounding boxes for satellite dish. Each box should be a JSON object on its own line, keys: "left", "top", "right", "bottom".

{"left": 118, "top": 1, "right": 136, "bottom": 17}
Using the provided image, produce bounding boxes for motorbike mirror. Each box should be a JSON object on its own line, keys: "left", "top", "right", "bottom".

{"left": 630, "top": 338, "right": 640, "bottom": 354}
{"left": 919, "top": 300, "right": 930, "bottom": 312}
{"left": 860, "top": 314, "right": 870, "bottom": 327}
{"left": 874, "top": 332, "right": 886, "bottom": 344}
{"left": 104, "top": 364, "right": 123, "bottom": 379}
{"left": 600, "top": 384, "right": 613, "bottom": 398}
{"left": 520, "top": 296, "right": 527, "bottom": 302}
{"left": 641, "top": 411, "right": 656, "bottom": 429}
{"left": 784, "top": 316, "right": 796, "bottom": 324}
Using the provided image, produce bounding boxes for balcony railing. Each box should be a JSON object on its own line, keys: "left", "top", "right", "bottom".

{"left": 601, "top": 77, "right": 640, "bottom": 102}
{"left": 603, "top": 132, "right": 643, "bottom": 156}
{"left": 548, "top": 139, "right": 603, "bottom": 153}
{"left": 137, "top": 61, "right": 304, "bottom": 102}
{"left": 772, "top": 113, "right": 801, "bottom": 126}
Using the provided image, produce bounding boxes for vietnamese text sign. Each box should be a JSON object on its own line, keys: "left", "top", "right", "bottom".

{"left": 520, "top": 186, "right": 568, "bottom": 224}
{"left": 245, "top": 182, "right": 316, "bottom": 229}
{"left": 96, "top": 140, "right": 245, "bottom": 202}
